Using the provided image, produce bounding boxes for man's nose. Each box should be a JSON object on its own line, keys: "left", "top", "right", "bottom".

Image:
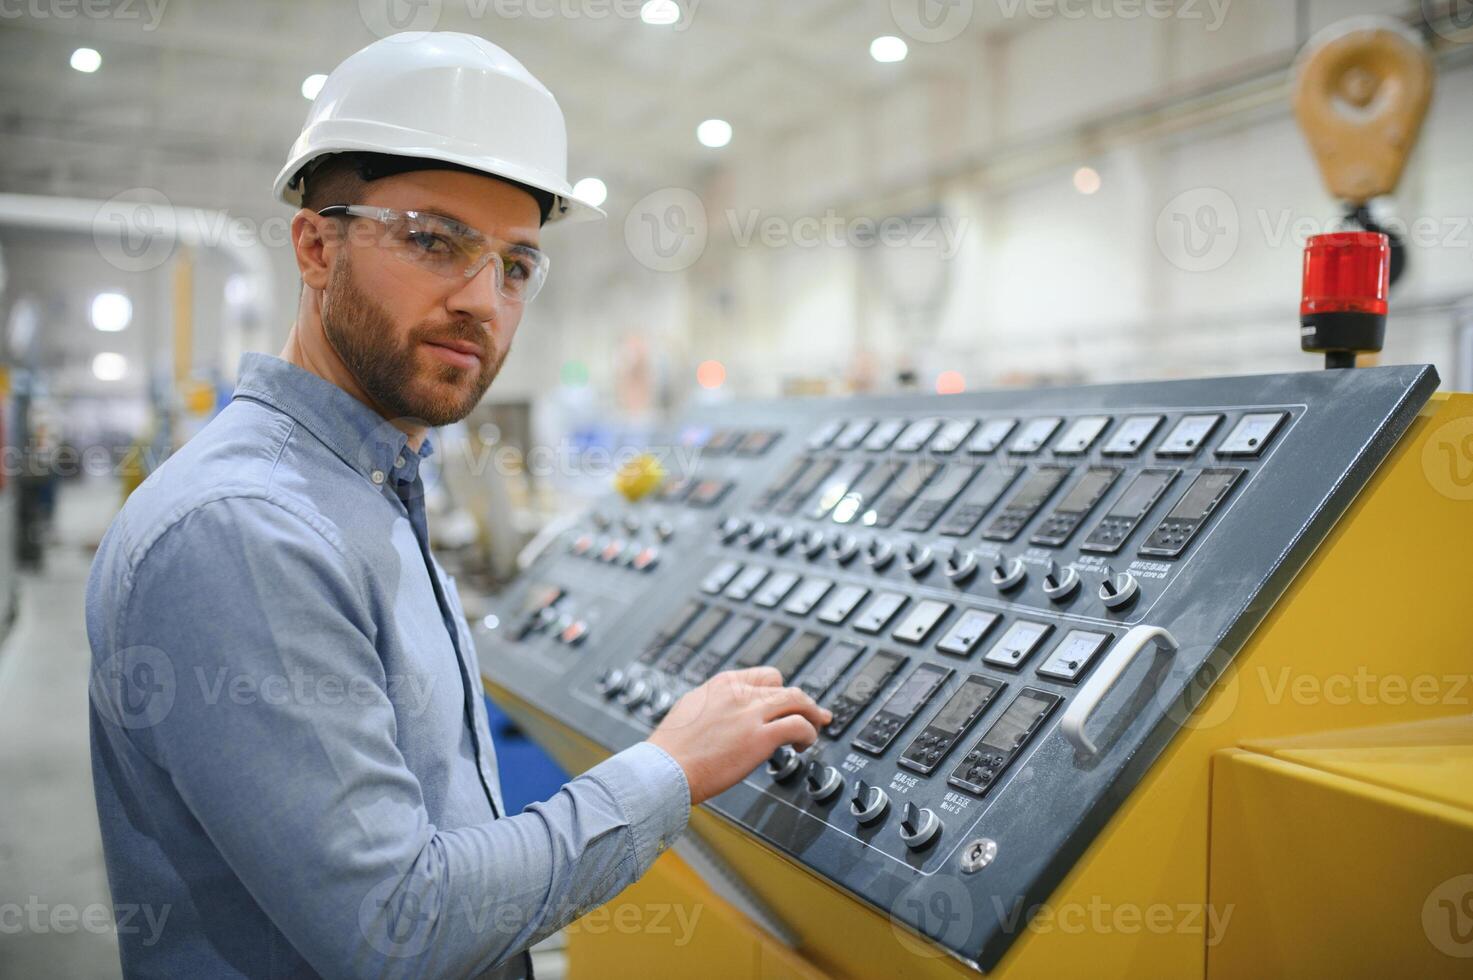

{"left": 446, "top": 260, "right": 503, "bottom": 324}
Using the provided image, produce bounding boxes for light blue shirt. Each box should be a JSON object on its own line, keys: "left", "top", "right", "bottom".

{"left": 86, "top": 352, "right": 689, "bottom": 979}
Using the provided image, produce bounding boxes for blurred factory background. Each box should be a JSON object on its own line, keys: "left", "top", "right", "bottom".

{"left": 0, "top": 1, "right": 1469, "bottom": 976}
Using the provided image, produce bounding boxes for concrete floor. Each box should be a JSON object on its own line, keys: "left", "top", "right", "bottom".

{"left": 0, "top": 476, "right": 123, "bottom": 978}
{"left": 0, "top": 475, "right": 569, "bottom": 978}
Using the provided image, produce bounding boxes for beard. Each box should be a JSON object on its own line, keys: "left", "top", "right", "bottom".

{"left": 319, "top": 254, "right": 507, "bottom": 427}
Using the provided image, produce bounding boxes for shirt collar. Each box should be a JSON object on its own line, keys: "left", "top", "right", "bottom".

{"left": 231, "top": 352, "right": 434, "bottom": 487}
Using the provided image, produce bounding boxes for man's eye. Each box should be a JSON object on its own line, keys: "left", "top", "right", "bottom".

{"left": 406, "top": 231, "right": 453, "bottom": 254}
{"left": 505, "top": 257, "right": 533, "bottom": 281}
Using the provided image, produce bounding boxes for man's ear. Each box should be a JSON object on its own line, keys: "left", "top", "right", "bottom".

{"left": 291, "top": 209, "right": 335, "bottom": 291}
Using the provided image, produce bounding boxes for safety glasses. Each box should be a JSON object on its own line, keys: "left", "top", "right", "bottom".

{"left": 317, "top": 204, "right": 550, "bottom": 304}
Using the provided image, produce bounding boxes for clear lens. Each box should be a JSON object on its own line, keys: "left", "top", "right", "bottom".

{"left": 329, "top": 206, "right": 549, "bottom": 303}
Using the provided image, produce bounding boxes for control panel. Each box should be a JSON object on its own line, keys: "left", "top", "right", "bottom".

{"left": 477, "top": 365, "right": 1436, "bottom": 970}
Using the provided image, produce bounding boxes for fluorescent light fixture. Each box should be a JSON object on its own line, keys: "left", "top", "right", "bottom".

{"left": 640, "top": 0, "right": 680, "bottom": 26}
{"left": 572, "top": 177, "right": 608, "bottom": 207}
{"left": 870, "top": 36, "right": 908, "bottom": 63}
{"left": 91, "top": 292, "right": 132, "bottom": 332}
{"left": 301, "top": 74, "right": 327, "bottom": 100}
{"left": 697, "top": 119, "right": 732, "bottom": 149}
{"left": 92, "top": 352, "right": 127, "bottom": 381}
{"left": 70, "top": 48, "right": 101, "bottom": 73}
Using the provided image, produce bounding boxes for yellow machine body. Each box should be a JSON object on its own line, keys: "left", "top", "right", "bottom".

{"left": 487, "top": 391, "right": 1473, "bottom": 978}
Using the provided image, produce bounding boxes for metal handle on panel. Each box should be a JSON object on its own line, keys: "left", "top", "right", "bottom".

{"left": 1060, "top": 625, "right": 1179, "bottom": 757}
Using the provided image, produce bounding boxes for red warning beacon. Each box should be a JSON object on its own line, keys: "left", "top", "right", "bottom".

{"left": 1299, "top": 230, "right": 1390, "bottom": 369}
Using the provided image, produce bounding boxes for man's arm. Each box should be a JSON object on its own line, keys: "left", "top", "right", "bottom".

{"left": 94, "top": 494, "right": 692, "bottom": 978}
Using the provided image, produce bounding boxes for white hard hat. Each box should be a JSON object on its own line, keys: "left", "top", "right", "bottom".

{"left": 273, "top": 32, "right": 603, "bottom": 224}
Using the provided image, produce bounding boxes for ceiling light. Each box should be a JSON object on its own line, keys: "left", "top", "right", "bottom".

{"left": 1073, "top": 166, "right": 1102, "bottom": 195}
{"left": 870, "top": 36, "right": 908, "bottom": 63}
{"left": 640, "top": 0, "right": 680, "bottom": 26}
{"left": 91, "top": 292, "right": 132, "bottom": 332}
{"left": 301, "top": 74, "right": 327, "bottom": 100}
{"left": 92, "top": 353, "right": 127, "bottom": 382}
{"left": 572, "top": 177, "right": 608, "bottom": 207}
{"left": 70, "top": 48, "right": 101, "bottom": 73}
{"left": 697, "top": 119, "right": 732, "bottom": 149}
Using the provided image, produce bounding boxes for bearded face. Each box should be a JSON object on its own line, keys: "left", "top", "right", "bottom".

{"left": 319, "top": 249, "right": 507, "bottom": 427}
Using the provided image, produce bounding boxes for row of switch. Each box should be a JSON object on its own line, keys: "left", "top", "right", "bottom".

{"left": 705, "top": 540, "right": 1141, "bottom": 611}
{"left": 766, "top": 748, "right": 943, "bottom": 850}
{"left": 595, "top": 664, "right": 677, "bottom": 722}
{"left": 569, "top": 532, "right": 664, "bottom": 572}
{"left": 807, "top": 410, "right": 1287, "bottom": 461}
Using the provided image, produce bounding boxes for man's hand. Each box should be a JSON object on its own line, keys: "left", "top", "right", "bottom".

{"left": 647, "top": 666, "right": 832, "bottom": 805}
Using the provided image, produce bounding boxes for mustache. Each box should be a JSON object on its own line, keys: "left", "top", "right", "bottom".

{"left": 412, "top": 322, "right": 490, "bottom": 358}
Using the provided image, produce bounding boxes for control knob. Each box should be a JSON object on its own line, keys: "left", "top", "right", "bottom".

{"left": 800, "top": 529, "right": 828, "bottom": 560}
{"left": 863, "top": 536, "right": 895, "bottom": 570}
{"left": 902, "top": 542, "right": 934, "bottom": 577}
{"left": 595, "top": 668, "right": 627, "bottom": 699}
{"left": 804, "top": 761, "right": 843, "bottom": 803}
{"left": 766, "top": 746, "right": 803, "bottom": 782}
{"left": 767, "top": 525, "right": 797, "bottom": 554}
{"left": 942, "top": 546, "right": 980, "bottom": 584}
{"left": 989, "top": 553, "right": 1027, "bottom": 591}
{"left": 828, "top": 533, "right": 860, "bottom": 565}
{"left": 1098, "top": 566, "right": 1140, "bottom": 609}
{"left": 898, "top": 801, "right": 943, "bottom": 850}
{"left": 1041, "top": 559, "right": 1080, "bottom": 602}
{"left": 849, "top": 779, "right": 890, "bottom": 825}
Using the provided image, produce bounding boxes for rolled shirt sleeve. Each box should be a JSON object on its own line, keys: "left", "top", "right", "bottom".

{"left": 93, "top": 493, "right": 690, "bottom": 978}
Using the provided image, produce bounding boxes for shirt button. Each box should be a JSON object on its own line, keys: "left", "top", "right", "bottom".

{"left": 396, "top": 456, "right": 406, "bottom": 467}
{"left": 371, "top": 470, "right": 385, "bottom": 485}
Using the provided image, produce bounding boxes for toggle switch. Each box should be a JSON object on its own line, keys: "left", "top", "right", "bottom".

{"left": 1098, "top": 566, "right": 1140, "bottom": 609}
{"left": 1041, "top": 559, "right": 1080, "bottom": 602}
{"left": 805, "top": 761, "right": 843, "bottom": 802}
{"left": 990, "top": 553, "right": 1027, "bottom": 591}
{"left": 849, "top": 779, "right": 890, "bottom": 825}
{"left": 864, "top": 536, "right": 895, "bottom": 570}
{"left": 766, "top": 746, "right": 803, "bottom": 782}
{"left": 943, "top": 547, "right": 980, "bottom": 584}
{"left": 898, "top": 801, "right": 942, "bottom": 850}
{"left": 902, "top": 542, "right": 934, "bottom": 577}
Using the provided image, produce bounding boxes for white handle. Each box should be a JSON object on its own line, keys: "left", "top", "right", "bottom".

{"left": 1060, "top": 625, "right": 1179, "bottom": 757}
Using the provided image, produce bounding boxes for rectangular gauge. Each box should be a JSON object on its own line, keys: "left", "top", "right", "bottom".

{"left": 1101, "top": 414, "right": 1164, "bottom": 456}
{"left": 852, "top": 663, "right": 953, "bottom": 755}
{"left": 1029, "top": 466, "right": 1122, "bottom": 547}
{"left": 1007, "top": 417, "right": 1063, "bottom": 454}
{"left": 797, "top": 640, "right": 865, "bottom": 700}
{"left": 938, "top": 465, "right": 1021, "bottom": 536}
{"left": 1052, "top": 416, "right": 1111, "bottom": 455}
{"left": 948, "top": 688, "right": 1062, "bottom": 797}
{"left": 1035, "top": 629, "right": 1112, "bottom": 683}
{"left": 929, "top": 419, "right": 976, "bottom": 454}
{"left": 637, "top": 600, "right": 705, "bottom": 664}
{"left": 754, "top": 455, "right": 813, "bottom": 510}
{"left": 966, "top": 419, "right": 1017, "bottom": 454}
{"left": 1081, "top": 467, "right": 1179, "bottom": 554}
{"left": 901, "top": 464, "right": 979, "bottom": 532}
{"left": 728, "top": 621, "right": 794, "bottom": 670}
{"left": 831, "top": 460, "right": 902, "bottom": 524}
{"left": 936, "top": 609, "right": 1002, "bottom": 657}
{"left": 682, "top": 614, "right": 761, "bottom": 683}
{"left": 981, "top": 465, "right": 1072, "bottom": 541}
{"left": 1155, "top": 414, "right": 1224, "bottom": 457}
{"left": 823, "top": 650, "right": 907, "bottom": 736}
{"left": 894, "top": 418, "right": 943, "bottom": 452}
{"left": 773, "top": 458, "right": 837, "bottom": 515}
{"left": 1139, "top": 467, "right": 1245, "bottom": 558}
{"left": 1215, "top": 411, "right": 1288, "bottom": 458}
{"left": 861, "top": 460, "right": 940, "bottom": 527}
{"left": 899, "top": 674, "right": 1006, "bottom": 775}
{"left": 769, "top": 631, "right": 828, "bottom": 682}
{"left": 808, "top": 460, "right": 871, "bottom": 520}
{"left": 982, "top": 620, "right": 1054, "bottom": 669}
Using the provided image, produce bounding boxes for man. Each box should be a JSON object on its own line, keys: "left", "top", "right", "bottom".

{"left": 86, "top": 33, "right": 829, "bottom": 979}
